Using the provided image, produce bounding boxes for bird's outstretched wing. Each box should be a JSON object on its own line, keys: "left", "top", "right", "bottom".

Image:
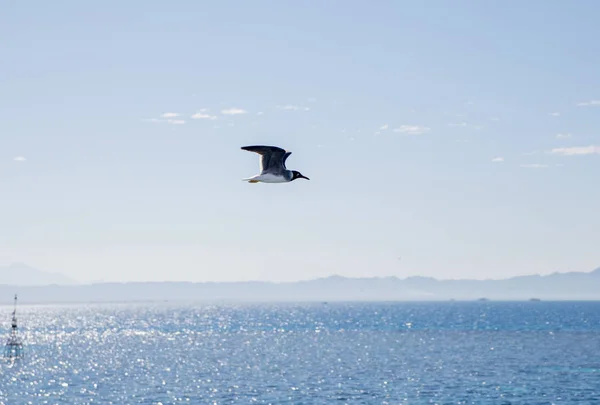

{"left": 241, "top": 145, "right": 291, "bottom": 174}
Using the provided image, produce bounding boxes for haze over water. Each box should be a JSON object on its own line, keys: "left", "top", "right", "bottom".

{"left": 2, "top": 301, "right": 599, "bottom": 404}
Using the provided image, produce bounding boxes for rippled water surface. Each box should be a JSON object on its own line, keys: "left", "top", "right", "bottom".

{"left": 2, "top": 301, "right": 600, "bottom": 404}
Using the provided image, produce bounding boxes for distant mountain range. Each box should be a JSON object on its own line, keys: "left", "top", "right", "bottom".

{"left": 1, "top": 264, "right": 600, "bottom": 303}
{"left": 0, "top": 263, "right": 77, "bottom": 286}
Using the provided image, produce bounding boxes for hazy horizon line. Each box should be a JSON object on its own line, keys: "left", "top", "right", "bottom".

{"left": 1, "top": 265, "right": 599, "bottom": 288}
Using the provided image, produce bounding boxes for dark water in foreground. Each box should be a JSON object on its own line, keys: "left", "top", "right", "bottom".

{"left": 1, "top": 301, "right": 600, "bottom": 404}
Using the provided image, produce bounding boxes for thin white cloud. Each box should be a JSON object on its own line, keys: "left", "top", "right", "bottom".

{"left": 13, "top": 156, "right": 26, "bottom": 162}
{"left": 167, "top": 119, "right": 185, "bottom": 125}
{"left": 191, "top": 112, "right": 217, "bottom": 120}
{"left": 276, "top": 105, "right": 310, "bottom": 111}
{"left": 221, "top": 108, "right": 248, "bottom": 115}
{"left": 576, "top": 100, "right": 600, "bottom": 107}
{"left": 380, "top": 124, "right": 389, "bottom": 130}
{"left": 521, "top": 164, "right": 548, "bottom": 169}
{"left": 491, "top": 157, "right": 504, "bottom": 162}
{"left": 490, "top": 117, "right": 500, "bottom": 121}
{"left": 549, "top": 145, "right": 600, "bottom": 156}
{"left": 256, "top": 112, "right": 264, "bottom": 116}
{"left": 548, "top": 112, "right": 560, "bottom": 117}
{"left": 393, "top": 125, "right": 431, "bottom": 135}
{"left": 161, "top": 112, "right": 180, "bottom": 118}
{"left": 307, "top": 98, "right": 317, "bottom": 103}
{"left": 448, "top": 122, "right": 468, "bottom": 127}
{"left": 555, "top": 133, "right": 572, "bottom": 139}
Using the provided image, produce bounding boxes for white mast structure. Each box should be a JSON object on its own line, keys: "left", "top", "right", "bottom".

{"left": 4, "top": 294, "right": 24, "bottom": 359}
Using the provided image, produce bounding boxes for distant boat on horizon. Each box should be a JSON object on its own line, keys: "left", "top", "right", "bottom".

{"left": 529, "top": 298, "right": 541, "bottom": 302}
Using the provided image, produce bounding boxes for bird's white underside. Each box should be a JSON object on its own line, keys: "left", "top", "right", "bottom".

{"left": 242, "top": 173, "right": 288, "bottom": 183}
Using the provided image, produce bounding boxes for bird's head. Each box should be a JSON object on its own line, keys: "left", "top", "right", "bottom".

{"left": 291, "top": 170, "right": 310, "bottom": 181}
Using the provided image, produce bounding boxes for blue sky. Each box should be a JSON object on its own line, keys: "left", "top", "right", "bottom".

{"left": 1, "top": 0, "right": 599, "bottom": 283}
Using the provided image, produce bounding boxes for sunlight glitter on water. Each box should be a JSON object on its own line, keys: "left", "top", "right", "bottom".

{"left": 2, "top": 302, "right": 600, "bottom": 404}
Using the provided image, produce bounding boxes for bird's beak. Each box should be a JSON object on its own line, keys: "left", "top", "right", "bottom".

{"left": 300, "top": 174, "right": 310, "bottom": 180}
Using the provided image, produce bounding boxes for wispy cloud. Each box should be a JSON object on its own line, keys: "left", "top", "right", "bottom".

{"left": 490, "top": 117, "right": 500, "bottom": 121}
{"left": 448, "top": 122, "right": 468, "bottom": 127}
{"left": 548, "top": 112, "right": 560, "bottom": 117}
{"left": 191, "top": 112, "right": 217, "bottom": 120}
{"left": 276, "top": 105, "right": 310, "bottom": 111}
{"left": 379, "top": 124, "right": 389, "bottom": 130}
{"left": 13, "top": 156, "right": 26, "bottom": 162}
{"left": 145, "top": 114, "right": 186, "bottom": 124}
{"left": 491, "top": 157, "right": 504, "bottom": 162}
{"left": 221, "top": 108, "right": 248, "bottom": 115}
{"left": 256, "top": 112, "right": 264, "bottom": 116}
{"left": 549, "top": 145, "right": 600, "bottom": 156}
{"left": 555, "top": 133, "right": 572, "bottom": 139}
{"left": 393, "top": 125, "right": 431, "bottom": 135}
{"left": 576, "top": 100, "right": 600, "bottom": 107}
{"left": 521, "top": 164, "right": 548, "bottom": 169}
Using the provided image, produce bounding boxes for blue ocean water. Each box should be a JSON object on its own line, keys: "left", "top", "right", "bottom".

{"left": 1, "top": 301, "right": 600, "bottom": 404}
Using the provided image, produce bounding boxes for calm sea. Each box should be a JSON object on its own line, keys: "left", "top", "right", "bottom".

{"left": 1, "top": 301, "right": 600, "bottom": 404}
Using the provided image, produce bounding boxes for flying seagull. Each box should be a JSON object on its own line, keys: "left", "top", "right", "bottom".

{"left": 241, "top": 145, "right": 310, "bottom": 183}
